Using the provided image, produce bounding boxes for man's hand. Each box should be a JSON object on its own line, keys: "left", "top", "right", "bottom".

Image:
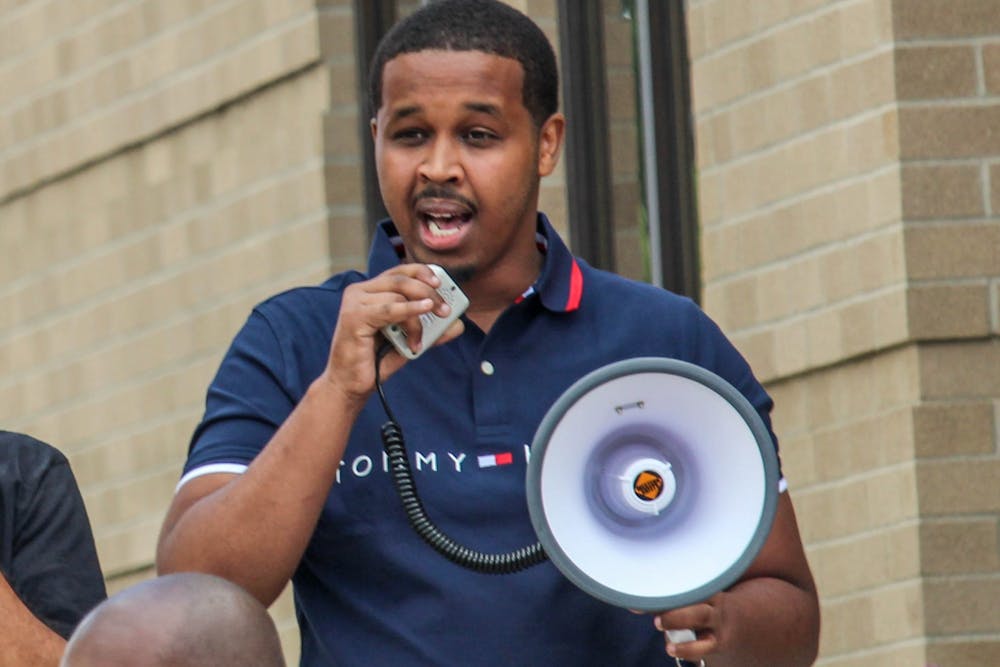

{"left": 320, "top": 264, "right": 465, "bottom": 408}
{"left": 650, "top": 493, "right": 820, "bottom": 666}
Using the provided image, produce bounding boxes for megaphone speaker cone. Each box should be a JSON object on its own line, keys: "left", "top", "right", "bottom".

{"left": 525, "top": 357, "right": 780, "bottom": 612}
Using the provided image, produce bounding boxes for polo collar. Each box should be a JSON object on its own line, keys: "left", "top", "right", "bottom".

{"left": 368, "top": 213, "right": 583, "bottom": 313}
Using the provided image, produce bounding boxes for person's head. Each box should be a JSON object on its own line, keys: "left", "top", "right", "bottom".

{"left": 60, "top": 573, "right": 286, "bottom": 667}
{"left": 369, "top": 0, "right": 565, "bottom": 290}
{"left": 369, "top": 0, "right": 559, "bottom": 130}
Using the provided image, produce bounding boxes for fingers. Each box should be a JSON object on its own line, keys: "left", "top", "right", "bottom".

{"left": 343, "top": 267, "right": 447, "bottom": 338}
{"left": 325, "top": 264, "right": 460, "bottom": 400}
{"left": 653, "top": 601, "right": 721, "bottom": 663}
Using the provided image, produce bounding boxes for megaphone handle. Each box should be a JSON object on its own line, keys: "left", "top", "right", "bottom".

{"left": 665, "top": 629, "right": 705, "bottom": 667}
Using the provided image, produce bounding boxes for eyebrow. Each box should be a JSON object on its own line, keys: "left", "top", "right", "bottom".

{"left": 388, "top": 101, "right": 503, "bottom": 122}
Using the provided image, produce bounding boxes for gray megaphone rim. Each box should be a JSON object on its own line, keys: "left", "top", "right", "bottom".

{"left": 525, "top": 356, "right": 780, "bottom": 611}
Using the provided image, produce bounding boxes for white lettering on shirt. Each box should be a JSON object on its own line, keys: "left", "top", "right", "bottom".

{"left": 416, "top": 451, "right": 437, "bottom": 471}
{"left": 448, "top": 452, "right": 467, "bottom": 471}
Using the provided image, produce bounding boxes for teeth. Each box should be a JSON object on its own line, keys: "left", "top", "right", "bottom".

{"left": 428, "top": 220, "right": 460, "bottom": 237}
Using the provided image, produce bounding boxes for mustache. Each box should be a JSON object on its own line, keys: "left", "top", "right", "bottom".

{"left": 413, "top": 186, "right": 477, "bottom": 213}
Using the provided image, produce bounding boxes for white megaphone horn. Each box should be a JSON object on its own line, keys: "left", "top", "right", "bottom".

{"left": 525, "top": 357, "right": 780, "bottom": 612}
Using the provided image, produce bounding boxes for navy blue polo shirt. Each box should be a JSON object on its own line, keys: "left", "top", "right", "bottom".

{"left": 183, "top": 214, "right": 782, "bottom": 666}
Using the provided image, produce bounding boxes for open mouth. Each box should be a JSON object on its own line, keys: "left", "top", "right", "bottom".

{"left": 415, "top": 196, "right": 476, "bottom": 249}
{"left": 424, "top": 211, "right": 471, "bottom": 238}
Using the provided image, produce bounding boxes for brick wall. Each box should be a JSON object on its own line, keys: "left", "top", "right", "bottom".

{"left": 688, "top": 0, "right": 1000, "bottom": 664}
{"left": 0, "top": 1, "right": 364, "bottom": 661}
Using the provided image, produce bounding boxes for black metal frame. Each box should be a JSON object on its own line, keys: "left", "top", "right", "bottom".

{"left": 646, "top": 1, "right": 700, "bottom": 299}
{"left": 556, "top": 0, "right": 616, "bottom": 273}
{"left": 353, "top": 0, "right": 395, "bottom": 239}
{"left": 557, "top": 1, "right": 700, "bottom": 298}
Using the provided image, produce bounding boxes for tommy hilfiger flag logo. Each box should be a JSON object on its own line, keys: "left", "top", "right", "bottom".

{"left": 477, "top": 452, "right": 514, "bottom": 468}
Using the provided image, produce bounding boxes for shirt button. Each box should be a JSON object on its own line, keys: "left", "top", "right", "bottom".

{"left": 480, "top": 361, "right": 495, "bottom": 376}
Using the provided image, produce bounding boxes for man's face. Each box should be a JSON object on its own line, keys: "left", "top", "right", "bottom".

{"left": 372, "top": 50, "right": 563, "bottom": 289}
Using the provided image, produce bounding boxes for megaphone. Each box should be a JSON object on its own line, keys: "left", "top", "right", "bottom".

{"left": 525, "top": 357, "right": 780, "bottom": 612}
{"left": 380, "top": 355, "right": 780, "bottom": 612}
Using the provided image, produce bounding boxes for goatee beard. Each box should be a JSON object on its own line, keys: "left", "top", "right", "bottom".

{"left": 443, "top": 264, "right": 475, "bottom": 285}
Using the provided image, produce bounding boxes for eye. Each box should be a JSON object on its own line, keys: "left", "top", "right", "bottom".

{"left": 463, "top": 128, "right": 499, "bottom": 147}
{"left": 392, "top": 128, "right": 429, "bottom": 145}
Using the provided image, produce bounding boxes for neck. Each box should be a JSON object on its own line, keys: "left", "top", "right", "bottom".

{"left": 461, "top": 251, "right": 542, "bottom": 333}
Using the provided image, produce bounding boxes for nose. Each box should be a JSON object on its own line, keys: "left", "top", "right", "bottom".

{"left": 418, "top": 137, "right": 463, "bottom": 184}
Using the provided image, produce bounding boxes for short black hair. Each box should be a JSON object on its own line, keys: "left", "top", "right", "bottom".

{"left": 368, "top": 0, "right": 559, "bottom": 129}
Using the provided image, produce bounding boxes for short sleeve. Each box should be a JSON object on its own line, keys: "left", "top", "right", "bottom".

{"left": 184, "top": 310, "right": 300, "bottom": 474}
{"left": 6, "top": 443, "right": 107, "bottom": 638}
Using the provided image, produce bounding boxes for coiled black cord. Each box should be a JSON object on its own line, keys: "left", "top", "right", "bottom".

{"left": 375, "top": 342, "right": 548, "bottom": 574}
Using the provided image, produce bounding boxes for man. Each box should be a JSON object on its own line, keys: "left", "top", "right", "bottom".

{"left": 157, "top": 1, "right": 820, "bottom": 664}
{"left": 60, "top": 573, "right": 286, "bottom": 667}
{"left": 1, "top": 431, "right": 107, "bottom": 667}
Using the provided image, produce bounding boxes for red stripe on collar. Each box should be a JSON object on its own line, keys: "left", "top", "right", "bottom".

{"left": 565, "top": 259, "right": 583, "bottom": 311}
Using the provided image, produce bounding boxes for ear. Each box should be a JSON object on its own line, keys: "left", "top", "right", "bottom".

{"left": 536, "top": 113, "right": 565, "bottom": 178}
{"left": 370, "top": 117, "right": 379, "bottom": 143}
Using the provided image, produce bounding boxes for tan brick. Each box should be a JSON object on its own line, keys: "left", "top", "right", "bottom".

{"left": 801, "top": 306, "right": 844, "bottom": 370}
{"left": 727, "top": 328, "right": 777, "bottom": 383}
{"left": 93, "top": 515, "right": 163, "bottom": 576}
{"left": 924, "top": 577, "right": 1000, "bottom": 633}
{"left": 917, "top": 339, "right": 1000, "bottom": 399}
{"left": 926, "top": 639, "right": 1000, "bottom": 667}
{"left": 907, "top": 282, "right": 992, "bottom": 340}
{"left": 991, "top": 163, "right": 1000, "bottom": 215}
{"left": 768, "top": 375, "right": 811, "bottom": 438}
{"left": 904, "top": 222, "right": 1000, "bottom": 280}
{"left": 816, "top": 595, "right": 873, "bottom": 657}
{"left": 685, "top": 0, "right": 708, "bottom": 60}
{"left": 690, "top": 43, "right": 750, "bottom": 114}
{"left": 899, "top": 104, "right": 1000, "bottom": 160}
{"left": 828, "top": 48, "right": 896, "bottom": 121}
{"left": 801, "top": 347, "right": 920, "bottom": 428}
{"left": 83, "top": 469, "right": 179, "bottom": 530}
{"left": 893, "top": 0, "right": 1000, "bottom": 39}
{"left": 870, "top": 579, "right": 926, "bottom": 643}
{"left": 984, "top": 43, "right": 1000, "bottom": 95}
{"left": 920, "top": 518, "right": 1000, "bottom": 575}
{"left": 895, "top": 44, "right": 978, "bottom": 100}
{"left": 809, "top": 523, "right": 920, "bottom": 597}
{"left": 912, "top": 401, "right": 998, "bottom": 457}
{"left": 69, "top": 417, "right": 194, "bottom": 489}
{"left": 717, "top": 110, "right": 898, "bottom": 221}
{"left": 776, "top": 431, "right": 818, "bottom": 488}
{"left": 916, "top": 458, "right": 1000, "bottom": 515}
{"left": 810, "top": 406, "right": 914, "bottom": 483}
{"left": 901, "top": 163, "right": 984, "bottom": 220}
{"left": 695, "top": 0, "right": 757, "bottom": 59}
{"left": 815, "top": 644, "right": 928, "bottom": 667}
{"left": 771, "top": 319, "right": 809, "bottom": 379}
{"left": 795, "top": 467, "right": 917, "bottom": 543}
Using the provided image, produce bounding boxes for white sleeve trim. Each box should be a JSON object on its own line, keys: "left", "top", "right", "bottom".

{"left": 779, "top": 477, "right": 789, "bottom": 494}
{"left": 175, "top": 463, "right": 248, "bottom": 493}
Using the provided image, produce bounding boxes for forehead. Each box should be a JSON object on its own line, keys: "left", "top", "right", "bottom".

{"left": 379, "top": 50, "right": 526, "bottom": 115}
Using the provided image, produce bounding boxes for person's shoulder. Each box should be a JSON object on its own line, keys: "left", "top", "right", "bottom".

{"left": 581, "top": 265, "right": 699, "bottom": 315}
{"left": 0, "top": 431, "right": 66, "bottom": 465}
{"left": 0, "top": 431, "right": 69, "bottom": 487}
{"left": 253, "top": 270, "right": 367, "bottom": 314}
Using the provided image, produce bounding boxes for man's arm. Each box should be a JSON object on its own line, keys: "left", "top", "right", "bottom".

{"left": 0, "top": 570, "right": 64, "bottom": 667}
{"left": 156, "top": 264, "right": 463, "bottom": 605}
{"left": 654, "top": 492, "right": 820, "bottom": 666}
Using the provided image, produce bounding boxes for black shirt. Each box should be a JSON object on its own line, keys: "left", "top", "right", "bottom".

{"left": 0, "top": 431, "right": 107, "bottom": 638}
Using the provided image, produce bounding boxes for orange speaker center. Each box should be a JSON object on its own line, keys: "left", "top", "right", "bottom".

{"left": 632, "top": 470, "right": 664, "bottom": 501}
